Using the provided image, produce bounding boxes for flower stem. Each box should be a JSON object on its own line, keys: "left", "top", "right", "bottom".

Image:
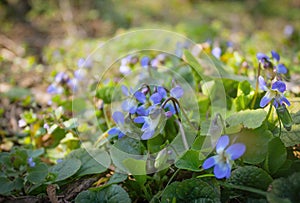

{"left": 219, "top": 182, "right": 267, "bottom": 197}
{"left": 161, "top": 97, "right": 198, "bottom": 130}
{"left": 216, "top": 113, "right": 226, "bottom": 134}
{"left": 176, "top": 119, "right": 189, "bottom": 150}
{"left": 158, "top": 168, "right": 180, "bottom": 198}
{"left": 266, "top": 103, "right": 273, "bottom": 121}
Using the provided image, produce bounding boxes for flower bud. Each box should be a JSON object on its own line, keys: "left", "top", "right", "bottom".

{"left": 276, "top": 105, "right": 293, "bottom": 131}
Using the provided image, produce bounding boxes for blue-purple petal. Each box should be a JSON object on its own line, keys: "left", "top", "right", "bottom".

{"left": 225, "top": 143, "right": 246, "bottom": 160}
{"left": 141, "top": 130, "right": 154, "bottom": 140}
{"left": 202, "top": 156, "right": 217, "bottom": 169}
{"left": 140, "top": 56, "right": 150, "bottom": 67}
{"left": 137, "top": 106, "right": 149, "bottom": 116}
{"left": 108, "top": 127, "right": 120, "bottom": 135}
{"left": 272, "top": 81, "right": 286, "bottom": 93}
{"left": 280, "top": 96, "right": 290, "bottom": 106}
{"left": 165, "top": 111, "right": 173, "bottom": 118}
{"left": 134, "top": 116, "right": 146, "bottom": 123}
{"left": 129, "top": 106, "right": 137, "bottom": 114}
{"left": 258, "top": 76, "right": 268, "bottom": 91}
{"left": 216, "top": 135, "right": 229, "bottom": 154}
{"left": 118, "top": 132, "right": 125, "bottom": 139}
{"left": 276, "top": 64, "right": 287, "bottom": 74}
{"left": 112, "top": 111, "right": 124, "bottom": 124}
{"left": 256, "top": 53, "right": 270, "bottom": 61}
{"left": 271, "top": 50, "right": 280, "bottom": 62}
{"left": 121, "top": 85, "right": 129, "bottom": 96}
{"left": 134, "top": 91, "right": 146, "bottom": 103}
{"left": 157, "top": 86, "right": 167, "bottom": 98}
{"left": 260, "top": 95, "right": 272, "bottom": 107}
{"left": 150, "top": 93, "right": 163, "bottom": 104}
{"left": 212, "top": 47, "right": 221, "bottom": 59}
{"left": 273, "top": 100, "right": 279, "bottom": 109}
{"left": 214, "top": 162, "right": 231, "bottom": 179}
{"left": 170, "top": 86, "right": 184, "bottom": 99}
{"left": 141, "top": 122, "right": 150, "bottom": 131}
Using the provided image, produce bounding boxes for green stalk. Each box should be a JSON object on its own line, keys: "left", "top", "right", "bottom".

{"left": 176, "top": 119, "right": 189, "bottom": 150}
{"left": 266, "top": 102, "right": 273, "bottom": 121}
{"left": 220, "top": 182, "right": 267, "bottom": 197}
{"left": 158, "top": 168, "right": 181, "bottom": 198}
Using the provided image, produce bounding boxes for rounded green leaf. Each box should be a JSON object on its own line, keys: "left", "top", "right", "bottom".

{"left": 0, "top": 177, "right": 14, "bottom": 195}
{"left": 175, "top": 149, "right": 203, "bottom": 172}
{"left": 67, "top": 148, "right": 109, "bottom": 176}
{"left": 233, "top": 126, "right": 272, "bottom": 164}
{"left": 75, "top": 185, "right": 131, "bottom": 203}
{"left": 227, "top": 166, "right": 273, "bottom": 192}
{"left": 267, "top": 172, "right": 300, "bottom": 203}
{"left": 27, "top": 163, "right": 48, "bottom": 184}
{"left": 49, "top": 158, "right": 81, "bottom": 182}
{"left": 226, "top": 109, "right": 267, "bottom": 129}
{"left": 161, "top": 178, "right": 220, "bottom": 202}
{"left": 264, "top": 137, "right": 287, "bottom": 175}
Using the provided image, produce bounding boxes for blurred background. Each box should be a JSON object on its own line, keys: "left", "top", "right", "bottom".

{"left": 0, "top": 0, "right": 300, "bottom": 140}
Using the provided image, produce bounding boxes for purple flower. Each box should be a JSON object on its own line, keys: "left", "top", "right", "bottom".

{"left": 259, "top": 76, "right": 290, "bottom": 108}
{"left": 67, "top": 78, "right": 79, "bottom": 92}
{"left": 284, "top": 25, "right": 294, "bottom": 37}
{"left": 256, "top": 53, "right": 270, "bottom": 63}
{"left": 257, "top": 51, "right": 287, "bottom": 74}
{"left": 55, "top": 72, "right": 69, "bottom": 84}
{"left": 121, "top": 86, "right": 145, "bottom": 114}
{"left": 77, "top": 58, "right": 92, "bottom": 68}
{"left": 18, "top": 119, "right": 27, "bottom": 128}
{"left": 27, "top": 157, "right": 36, "bottom": 168}
{"left": 140, "top": 56, "right": 150, "bottom": 68}
{"left": 212, "top": 47, "right": 221, "bottom": 59}
{"left": 170, "top": 86, "right": 184, "bottom": 99}
{"left": 202, "top": 135, "right": 246, "bottom": 179}
{"left": 271, "top": 51, "right": 287, "bottom": 74}
{"left": 134, "top": 108, "right": 165, "bottom": 140}
{"left": 119, "top": 57, "right": 132, "bottom": 75}
{"left": 108, "top": 111, "right": 126, "bottom": 139}
{"left": 47, "top": 84, "right": 63, "bottom": 94}
{"left": 74, "top": 69, "right": 87, "bottom": 80}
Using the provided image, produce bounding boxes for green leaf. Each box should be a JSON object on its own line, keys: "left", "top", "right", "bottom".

{"left": 107, "top": 173, "right": 128, "bottom": 184}
{"left": 27, "top": 148, "right": 45, "bottom": 158}
{"left": 27, "top": 163, "right": 48, "bottom": 184}
{"left": 123, "top": 158, "right": 147, "bottom": 185}
{"left": 48, "top": 124, "right": 67, "bottom": 148}
{"left": 55, "top": 106, "right": 64, "bottom": 119}
{"left": 0, "top": 177, "right": 15, "bottom": 195}
{"left": 264, "top": 137, "right": 287, "bottom": 175}
{"left": 183, "top": 50, "right": 208, "bottom": 86}
{"left": 75, "top": 184, "right": 131, "bottom": 203}
{"left": 95, "top": 86, "right": 116, "bottom": 104}
{"left": 226, "top": 109, "right": 267, "bottom": 129}
{"left": 161, "top": 178, "right": 220, "bottom": 202}
{"left": 237, "top": 80, "right": 253, "bottom": 96}
{"left": 49, "top": 158, "right": 81, "bottom": 182}
{"left": 3, "top": 87, "right": 31, "bottom": 100}
{"left": 175, "top": 149, "right": 203, "bottom": 172}
{"left": 63, "top": 118, "right": 78, "bottom": 130}
{"left": 233, "top": 126, "right": 273, "bottom": 164}
{"left": 267, "top": 172, "right": 300, "bottom": 203}
{"left": 110, "top": 137, "right": 145, "bottom": 173}
{"left": 67, "top": 148, "right": 109, "bottom": 177}
{"left": 280, "top": 124, "right": 300, "bottom": 147}
{"left": 122, "top": 158, "right": 147, "bottom": 186}
{"left": 227, "top": 166, "right": 273, "bottom": 192}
